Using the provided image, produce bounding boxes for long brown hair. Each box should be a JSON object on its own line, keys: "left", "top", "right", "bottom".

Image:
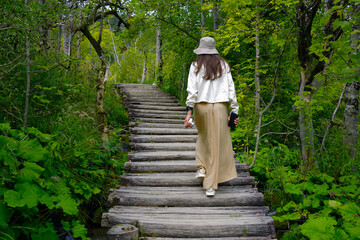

{"left": 193, "top": 54, "right": 229, "bottom": 80}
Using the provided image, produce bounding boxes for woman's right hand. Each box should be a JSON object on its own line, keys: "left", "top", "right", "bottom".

{"left": 184, "top": 110, "right": 192, "bottom": 128}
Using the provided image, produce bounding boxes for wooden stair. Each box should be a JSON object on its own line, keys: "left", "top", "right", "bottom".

{"left": 102, "top": 83, "right": 276, "bottom": 239}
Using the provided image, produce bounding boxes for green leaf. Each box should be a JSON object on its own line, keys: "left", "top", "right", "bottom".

{"left": 328, "top": 200, "right": 342, "bottom": 210}
{"left": 71, "top": 220, "right": 88, "bottom": 239}
{"left": 273, "top": 212, "right": 302, "bottom": 222}
{"left": 0, "top": 202, "right": 13, "bottom": 229}
{"left": 300, "top": 217, "right": 337, "bottom": 240}
{"left": 19, "top": 162, "right": 45, "bottom": 180}
{"left": 18, "top": 139, "right": 48, "bottom": 162}
{"left": 283, "top": 182, "right": 302, "bottom": 195}
{"left": 56, "top": 196, "right": 78, "bottom": 215}
{"left": 4, "top": 190, "right": 24, "bottom": 207}
{"left": 30, "top": 222, "right": 58, "bottom": 240}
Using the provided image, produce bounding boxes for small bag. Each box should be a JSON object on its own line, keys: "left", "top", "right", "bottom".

{"left": 228, "top": 112, "right": 238, "bottom": 131}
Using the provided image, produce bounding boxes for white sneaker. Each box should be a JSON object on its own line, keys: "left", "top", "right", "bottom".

{"left": 206, "top": 188, "right": 216, "bottom": 197}
{"left": 195, "top": 168, "right": 206, "bottom": 178}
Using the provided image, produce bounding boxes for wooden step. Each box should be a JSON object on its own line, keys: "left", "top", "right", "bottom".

{"left": 127, "top": 104, "right": 185, "bottom": 111}
{"left": 130, "top": 142, "right": 196, "bottom": 151}
{"left": 125, "top": 97, "right": 178, "bottom": 103}
{"left": 107, "top": 186, "right": 263, "bottom": 207}
{"left": 126, "top": 102, "right": 182, "bottom": 107}
{"left": 129, "top": 122, "right": 192, "bottom": 129}
{"left": 130, "top": 127, "right": 197, "bottom": 135}
{"left": 147, "top": 237, "right": 274, "bottom": 240}
{"left": 124, "top": 160, "right": 249, "bottom": 173}
{"left": 119, "top": 172, "right": 253, "bottom": 186}
{"left": 128, "top": 109, "right": 186, "bottom": 115}
{"left": 129, "top": 112, "right": 186, "bottom": 119}
{"left": 130, "top": 135, "right": 197, "bottom": 143}
{"left": 128, "top": 151, "right": 196, "bottom": 161}
{"left": 102, "top": 212, "right": 274, "bottom": 238}
{"left": 132, "top": 118, "right": 185, "bottom": 124}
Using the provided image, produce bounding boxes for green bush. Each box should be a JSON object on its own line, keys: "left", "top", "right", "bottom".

{"left": 0, "top": 122, "right": 126, "bottom": 240}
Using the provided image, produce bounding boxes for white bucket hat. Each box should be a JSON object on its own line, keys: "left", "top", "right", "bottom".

{"left": 193, "top": 37, "right": 219, "bottom": 55}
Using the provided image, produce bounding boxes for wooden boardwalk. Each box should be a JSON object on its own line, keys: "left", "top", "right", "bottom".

{"left": 101, "top": 83, "right": 276, "bottom": 239}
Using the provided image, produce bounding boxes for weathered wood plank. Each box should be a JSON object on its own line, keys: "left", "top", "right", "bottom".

{"left": 129, "top": 122, "right": 189, "bottom": 129}
{"left": 102, "top": 213, "right": 275, "bottom": 238}
{"left": 128, "top": 109, "right": 186, "bottom": 115}
{"left": 128, "top": 151, "right": 196, "bottom": 161}
{"left": 119, "top": 172, "right": 253, "bottom": 186}
{"left": 131, "top": 118, "right": 185, "bottom": 124}
{"left": 130, "top": 142, "right": 196, "bottom": 151}
{"left": 108, "top": 188, "right": 264, "bottom": 207}
{"left": 127, "top": 105, "right": 185, "bottom": 111}
{"left": 108, "top": 206, "right": 269, "bottom": 216}
{"left": 130, "top": 127, "right": 197, "bottom": 135}
{"left": 130, "top": 135, "right": 197, "bottom": 143}
{"left": 124, "top": 160, "right": 248, "bottom": 173}
{"left": 129, "top": 112, "right": 187, "bottom": 119}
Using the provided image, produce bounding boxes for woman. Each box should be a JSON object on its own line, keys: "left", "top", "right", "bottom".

{"left": 184, "top": 37, "right": 239, "bottom": 197}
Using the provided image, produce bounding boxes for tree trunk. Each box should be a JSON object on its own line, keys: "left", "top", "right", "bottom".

{"left": 141, "top": 51, "right": 147, "bottom": 83}
{"left": 57, "top": 24, "right": 62, "bottom": 53}
{"left": 109, "top": 20, "right": 120, "bottom": 67}
{"left": 254, "top": 22, "right": 260, "bottom": 114}
{"left": 156, "top": 25, "right": 163, "bottom": 86}
{"left": 24, "top": 0, "right": 31, "bottom": 128}
{"left": 343, "top": 81, "right": 360, "bottom": 158}
{"left": 201, "top": 0, "right": 206, "bottom": 35}
{"left": 81, "top": 27, "right": 109, "bottom": 143}
{"left": 213, "top": 0, "right": 218, "bottom": 32}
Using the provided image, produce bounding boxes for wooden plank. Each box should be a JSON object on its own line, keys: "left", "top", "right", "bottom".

{"left": 128, "top": 109, "right": 186, "bottom": 115}
{"left": 108, "top": 206, "right": 269, "bottom": 216}
{"left": 128, "top": 151, "right": 196, "bottom": 161}
{"left": 126, "top": 102, "right": 182, "bottom": 107}
{"left": 119, "top": 172, "right": 253, "bottom": 186}
{"left": 130, "top": 127, "right": 197, "bottom": 135}
{"left": 102, "top": 213, "right": 275, "bottom": 238}
{"left": 124, "top": 160, "right": 248, "bottom": 173}
{"left": 131, "top": 118, "right": 185, "bottom": 124}
{"left": 127, "top": 105, "right": 185, "bottom": 111}
{"left": 147, "top": 237, "right": 274, "bottom": 240}
{"left": 125, "top": 97, "right": 178, "bottom": 103}
{"left": 129, "top": 122, "right": 189, "bottom": 129}
{"left": 129, "top": 112, "right": 187, "bottom": 119}
{"left": 108, "top": 189, "right": 264, "bottom": 207}
{"left": 130, "top": 142, "right": 196, "bottom": 151}
{"left": 130, "top": 135, "right": 197, "bottom": 143}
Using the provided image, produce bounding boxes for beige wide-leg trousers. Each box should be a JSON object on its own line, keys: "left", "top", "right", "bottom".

{"left": 194, "top": 102, "right": 237, "bottom": 190}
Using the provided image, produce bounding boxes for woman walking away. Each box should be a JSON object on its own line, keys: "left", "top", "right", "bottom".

{"left": 184, "top": 37, "right": 239, "bottom": 197}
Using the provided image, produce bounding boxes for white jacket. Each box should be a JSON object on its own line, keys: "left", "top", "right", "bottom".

{"left": 186, "top": 62, "right": 239, "bottom": 114}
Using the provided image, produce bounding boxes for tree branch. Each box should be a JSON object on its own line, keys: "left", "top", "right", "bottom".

{"left": 155, "top": 16, "right": 198, "bottom": 42}
{"left": 321, "top": 83, "right": 346, "bottom": 150}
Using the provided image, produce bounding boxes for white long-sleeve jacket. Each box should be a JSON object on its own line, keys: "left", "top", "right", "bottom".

{"left": 186, "top": 62, "right": 239, "bottom": 114}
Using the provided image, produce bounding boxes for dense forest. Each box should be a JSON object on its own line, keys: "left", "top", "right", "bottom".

{"left": 1, "top": 0, "right": 359, "bottom": 239}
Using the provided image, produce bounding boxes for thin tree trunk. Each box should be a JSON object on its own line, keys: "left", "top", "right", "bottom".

{"left": 57, "top": 24, "right": 62, "bottom": 52}
{"left": 254, "top": 21, "right": 260, "bottom": 114}
{"left": 98, "top": 0, "right": 105, "bottom": 45}
{"left": 201, "top": 0, "right": 206, "bottom": 35}
{"left": 24, "top": 0, "right": 31, "bottom": 127}
{"left": 343, "top": 81, "right": 360, "bottom": 158}
{"left": 109, "top": 20, "right": 120, "bottom": 67}
{"left": 81, "top": 27, "right": 109, "bottom": 143}
{"left": 141, "top": 51, "right": 147, "bottom": 83}
{"left": 321, "top": 84, "right": 346, "bottom": 150}
{"left": 156, "top": 25, "right": 163, "bottom": 86}
{"left": 213, "top": 0, "right": 218, "bottom": 32}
